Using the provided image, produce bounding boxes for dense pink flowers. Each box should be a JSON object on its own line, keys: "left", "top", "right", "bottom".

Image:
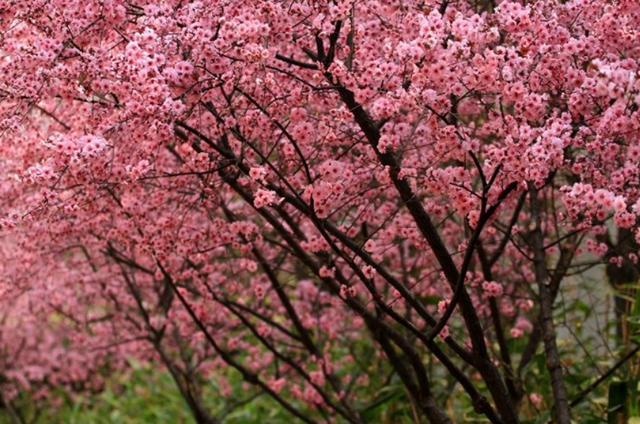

{"left": 0, "top": 0, "right": 638, "bottom": 422}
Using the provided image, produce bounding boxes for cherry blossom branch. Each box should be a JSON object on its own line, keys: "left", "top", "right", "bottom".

{"left": 274, "top": 54, "right": 319, "bottom": 70}
{"left": 155, "top": 262, "right": 316, "bottom": 424}
{"left": 224, "top": 302, "right": 359, "bottom": 423}
{"left": 427, "top": 180, "right": 518, "bottom": 342}
{"left": 229, "top": 90, "right": 313, "bottom": 183}
{"left": 113, "top": 260, "right": 218, "bottom": 424}
{"left": 178, "top": 97, "right": 504, "bottom": 421}
{"left": 182, "top": 108, "right": 464, "bottom": 355}
{"left": 219, "top": 173, "right": 501, "bottom": 422}
{"left": 325, "top": 78, "right": 518, "bottom": 423}
{"left": 488, "top": 192, "right": 527, "bottom": 267}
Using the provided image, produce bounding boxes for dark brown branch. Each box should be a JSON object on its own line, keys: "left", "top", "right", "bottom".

{"left": 428, "top": 181, "right": 518, "bottom": 341}
{"left": 489, "top": 192, "right": 527, "bottom": 267}
{"left": 275, "top": 53, "right": 319, "bottom": 70}
{"left": 323, "top": 21, "right": 343, "bottom": 68}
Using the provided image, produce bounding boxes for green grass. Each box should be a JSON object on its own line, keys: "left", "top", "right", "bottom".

{"left": 1, "top": 362, "right": 302, "bottom": 424}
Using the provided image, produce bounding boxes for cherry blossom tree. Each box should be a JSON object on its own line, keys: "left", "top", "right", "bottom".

{"left": 1, "top": 0, "right": 640, "bottom": 422}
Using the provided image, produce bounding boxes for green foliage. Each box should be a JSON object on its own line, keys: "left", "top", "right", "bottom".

{"left": 2, "top": 364, "right": 196, "bottom": 424}
{"left": 0, "top": 362, "right": 309, "bottom": 424}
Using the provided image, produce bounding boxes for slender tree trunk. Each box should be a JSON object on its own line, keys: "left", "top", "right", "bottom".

{"left": 529, "top": 188, "right": 571, "bottom": 424}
